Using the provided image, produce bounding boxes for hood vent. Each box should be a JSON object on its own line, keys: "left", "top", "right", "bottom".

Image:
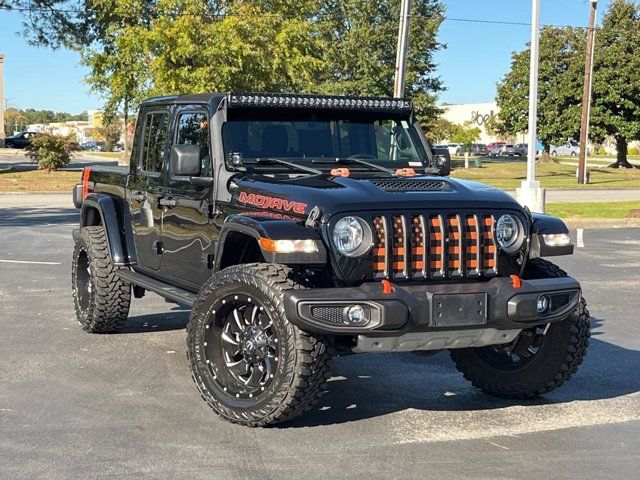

{"left": 370, "top": 179, "right": 447, "bottom": 193}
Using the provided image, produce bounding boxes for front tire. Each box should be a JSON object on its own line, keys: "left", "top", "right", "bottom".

{"left": 187, "top": 263, "right": 333, "bottom": 427}
{"left": 450, "top": 259, "right": 590, "bottom": 398}
{"left": 72, "top": 226, "right": 131, "bottom": 333}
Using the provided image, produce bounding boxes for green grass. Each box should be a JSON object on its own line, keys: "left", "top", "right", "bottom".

{"left": 451, "top": 161, "right": 640, "bottom": 189}
{"left": 546, "top": 201, "right": 640, "bottom": 219}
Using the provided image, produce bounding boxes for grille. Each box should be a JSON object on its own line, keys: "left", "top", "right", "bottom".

{"left": 371, "top": 213, "right": 497, "bottom": 280}
{"left": 310, "top": 306, "right": 344, "bottom": 324}
{"left": 370, "top": 179, "right": 446, "bottom": 192}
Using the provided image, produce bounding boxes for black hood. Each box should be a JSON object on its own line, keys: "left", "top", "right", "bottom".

{"left": 230, "top": 173, "right": 523, "bottom": 221}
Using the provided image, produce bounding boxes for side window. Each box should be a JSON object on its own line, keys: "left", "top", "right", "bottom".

{"left": 175, "top": 112, "right": 210, "bottom": 176}
{"left": 140, "top": 112, "right": 169, "bottom": 173}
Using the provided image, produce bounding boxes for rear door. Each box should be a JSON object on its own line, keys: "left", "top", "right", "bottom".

{"left": 160, "top": 106, "right": 215, "bottom": 289}
{"left": 127, "top": 108, "right": 170, "bottom": 272}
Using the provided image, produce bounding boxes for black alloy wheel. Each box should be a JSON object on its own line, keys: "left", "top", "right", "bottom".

{"left": 204, "top": 294, "right": 280, "bottom": 399}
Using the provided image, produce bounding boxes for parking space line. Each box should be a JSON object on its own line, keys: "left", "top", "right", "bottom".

{"left": 0, "top": 259, "right": 61, "bottom": 265}
{"left": 577, "top": 228, "right": 584, "bottom": 248}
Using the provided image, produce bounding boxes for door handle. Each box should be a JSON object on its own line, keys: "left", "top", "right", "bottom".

{"left": 159, "top": 197, "right": 177, "bottom": 208}
{"left": 132, "top": 191, "right": 146, "bottom": 202}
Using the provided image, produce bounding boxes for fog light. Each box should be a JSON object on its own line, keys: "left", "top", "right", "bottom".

{"left": 346, "top": 305, "right": 367, "bottom": 324}
{"left": 537, "top": 295, "right": 551, "bottom": 315}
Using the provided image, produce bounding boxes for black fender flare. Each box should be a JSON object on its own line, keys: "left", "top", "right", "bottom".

{"left": 215, "top": 215, "right": 327, "bottom": 271}
{"left": 80, "top": 194, "right": 136, "bottom": 266}
{"left": 529, "top": 213, "right": 573, "bottom": 257}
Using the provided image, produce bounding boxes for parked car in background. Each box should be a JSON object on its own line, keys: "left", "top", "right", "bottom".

{"left": 447, "top": 143, "right": 461, "bottom": 156}
{"left": 471, "top": 143, "right": 489, "bottom": 156}
{"left": 550, "top": 141, "right": 580, "bottom": 157}
{"left": 514, "top": 143, "right": 528, "bottom": 157}
{"left": 498, "top": 144, "right": 517, "bottom": 157}
{"left": 3, "top": 131, "right": 38, "bottom": 148}
{"left": 487, "top": 142, "right": 506, "bottom": 156}
{"left": 81, "top": 141, "right": 106, "bottom": 152}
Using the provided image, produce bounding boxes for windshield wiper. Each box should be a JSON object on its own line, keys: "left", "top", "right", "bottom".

{"left": 311, "top": 157, "right": 397, "bottom": 176}
{"left": 252, "top": 157, "right": 322, "bottom": 175}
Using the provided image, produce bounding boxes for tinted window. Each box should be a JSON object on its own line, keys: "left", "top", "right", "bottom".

{"left": 222, "top": 118, "right": 427, "bottom": 166}
{"left": 141, "top": 112, "right": 169, "bottom": 173}
{"left": 175, "top": 112, "right": 210, "bottom": 175}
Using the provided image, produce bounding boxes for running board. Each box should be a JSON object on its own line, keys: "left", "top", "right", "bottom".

{"left": 117, "top": 270, "right": 197, "bottom": 307}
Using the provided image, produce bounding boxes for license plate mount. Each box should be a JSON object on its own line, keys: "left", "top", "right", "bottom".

{"left": 428, "top": 292, "right": 488, "bottom": 327}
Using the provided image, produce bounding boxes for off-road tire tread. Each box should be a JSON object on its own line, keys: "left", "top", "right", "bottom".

{"left": 187, "top": 263, "right": 333, "bottom": 427}
{"left": 72, "top": 226, "right": 130, "bottom": 333}
{"left": 450, "top": 258, "right": 590, "bottom": 399}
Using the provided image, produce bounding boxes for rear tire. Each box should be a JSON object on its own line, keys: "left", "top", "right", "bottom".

{"left": 72, "top": 226, "right": 131, "bottom": 333}
{"left": 187, "top": 263, "right": 333, "bottom": 427}
{"left": 450, "top": 259, "right": 590, "bottom": 398}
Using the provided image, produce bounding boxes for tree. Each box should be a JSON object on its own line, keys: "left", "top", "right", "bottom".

{"left": 26, "top": 133, "right": 77, "bottom": 171}
{"left": 496, "top": 27, "right": 585, "bottom": 152}
{"left": 93, "top": 119, "right": 123, "bottom": 151}
{"left": 13, "top": 0, "right": 446, "bottom": 128}
{"left": 450, "top": 122, "right": 480, "bottom": 152}
{"left": 590, "top": 0, "right": 640, "bottom": 168}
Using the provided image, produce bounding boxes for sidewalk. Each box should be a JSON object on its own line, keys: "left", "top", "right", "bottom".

{"left": 505, "top": 189, "right": 640, "bottom": 203}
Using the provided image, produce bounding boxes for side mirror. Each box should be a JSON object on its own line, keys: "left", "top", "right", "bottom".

{"left": 171, "top": 144, "right": 201, "bottom": 176}
{"left": 431, "top": 147, "right": 451, "bottom": 176}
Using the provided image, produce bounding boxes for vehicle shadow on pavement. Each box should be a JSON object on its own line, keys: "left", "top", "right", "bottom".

{"left": 282, "top": 316, "right": 640, "bottom": 428}
{"left": 119, "top": 308, "right": 190, "bottom": 334}
{"left": 0, "top": 207, "right": 78, "bottom": 227}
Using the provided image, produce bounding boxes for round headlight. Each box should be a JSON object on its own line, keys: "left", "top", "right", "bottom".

{"left": 496, "top": 214, "right": 522, "bottom": 253}
{"left": 332, "top": 216, "right": 371, "bottom": 256}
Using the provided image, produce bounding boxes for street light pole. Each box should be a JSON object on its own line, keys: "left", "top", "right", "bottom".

{"left": 393, "top": 0, "right": 413, "bottom": 98}
{"left": 516, "top": 0, "right": 545, "bottom": 213}
{"left": 577, "top": 0, "right": 598, "bottom": 184}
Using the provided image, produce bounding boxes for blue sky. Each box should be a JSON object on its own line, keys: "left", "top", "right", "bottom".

{"left": 0, "top": 1, "right": 610, "bottom": 113}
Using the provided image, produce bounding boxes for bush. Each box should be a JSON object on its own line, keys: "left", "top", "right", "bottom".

{"left": 597, "top": 146, "right": 608, "bottom": 156}
{"left": 26, "top": 134, "right": 77, "bottom": 171}
{"left": 628, "top": 146, "right": 639, "bottom": 156}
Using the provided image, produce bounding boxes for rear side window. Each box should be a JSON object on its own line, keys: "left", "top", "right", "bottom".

{"left": 141, "top": 112, "right": 169, "bottom": 173}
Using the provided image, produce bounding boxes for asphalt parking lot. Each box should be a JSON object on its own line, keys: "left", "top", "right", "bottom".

{"left": 1, "top": 195, "right": 640, "bottom": 479}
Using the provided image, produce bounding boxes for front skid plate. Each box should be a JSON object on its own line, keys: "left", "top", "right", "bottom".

{"left": 353, "top": 328, "right": 522, "bottom": 353}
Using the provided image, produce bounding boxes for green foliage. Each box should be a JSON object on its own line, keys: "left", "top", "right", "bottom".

{"left": 94, "top": 119, "right": 123, "bottom": 152}
{"left": 4, "top": 107, "right": 87, "bottom": 135}
{"left": 628, "top": 146, "right": 640, "bottom": 156}
{"left": 25, "top": 133, "right": 77, "bottom": 172}
{"left": 13, "top": 0, "right": 446, "bottom": 125}
{"left": 425, "top": 116, "right": 456, "bottom": 142}
{"left": 590, "top": 0, "right": 640, "bottom": 168}
{"left": 450, "top": 122, "right": 480, "bottom": 151}
{"left": 496, "top": 27, "right": 585, "bottom": 150}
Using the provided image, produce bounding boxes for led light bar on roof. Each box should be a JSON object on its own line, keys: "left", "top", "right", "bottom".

{"left": 227, "top": 93, "right": 412, "bottom": 111}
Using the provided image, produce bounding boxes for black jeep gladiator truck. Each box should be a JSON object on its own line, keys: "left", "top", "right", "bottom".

{"left": 71, "top": 93, "right": 589, "bottom": 427}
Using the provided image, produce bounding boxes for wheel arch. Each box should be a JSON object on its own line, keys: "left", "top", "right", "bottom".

{"left": 80, "top": 193, "right": 136, "bottom": 266}
{"left": 214, "top": 215, "right": 327, "bottom": 272}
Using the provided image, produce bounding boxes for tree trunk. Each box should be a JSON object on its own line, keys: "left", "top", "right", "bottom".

{"left": 123, "top": 98, "right": 129, "bottom": 165}
{"left": 609, "top": 136, "right": 635, "bottom": 168}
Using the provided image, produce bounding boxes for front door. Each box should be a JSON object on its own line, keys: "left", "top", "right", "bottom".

{"left": 160, "top": 107, "right": 215, "bottom": 289}
{"left": 128, "top": 109, "right": 170, "bottom": 272}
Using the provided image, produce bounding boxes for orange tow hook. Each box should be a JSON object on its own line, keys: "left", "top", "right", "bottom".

{"left": 381, "top": 279, "right": 394, "bottom": 294}
{"left": 510, "top": 274, "right": 522, "bottom": 288}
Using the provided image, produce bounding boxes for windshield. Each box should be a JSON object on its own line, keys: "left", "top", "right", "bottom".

{"left": 222, "top": 114, "right": 430, "bottom": 170}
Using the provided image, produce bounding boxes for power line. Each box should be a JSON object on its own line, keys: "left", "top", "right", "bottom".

{"left": 0, "top": 4, "right": 603, "bottom": 30}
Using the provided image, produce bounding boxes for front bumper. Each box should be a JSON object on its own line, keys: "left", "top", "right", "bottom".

{"left": 283, "top": 276, "right": 581, "bottom": 337}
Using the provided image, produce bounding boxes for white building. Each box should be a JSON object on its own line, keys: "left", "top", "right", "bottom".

{"left": 440, "top": 102, "right": 527, "bottom": 145}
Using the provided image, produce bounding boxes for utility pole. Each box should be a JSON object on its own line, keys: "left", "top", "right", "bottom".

{"left": 393, "top": 0, "right": 413, "bottom": 98}
{"left": 516, "top": 0, "right": 545, "bottom": 213}
{"left": 577, "top": 0, "right": 598, "bottom": 184}
{"left": 0, "top": 54, "right": 5, "bottom": 146}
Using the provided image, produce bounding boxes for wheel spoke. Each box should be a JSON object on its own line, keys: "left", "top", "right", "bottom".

{"left": 243, "top": 365, "right": 264, "bottom": 387}
{"left": 226, "top": 359, "right": 249, "bottom": 377}
{"left": 233, "top": 308, "right": 245, "bottom": 332}
{"left": 221, "top": 330, "right": 239, "bottom": 346}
